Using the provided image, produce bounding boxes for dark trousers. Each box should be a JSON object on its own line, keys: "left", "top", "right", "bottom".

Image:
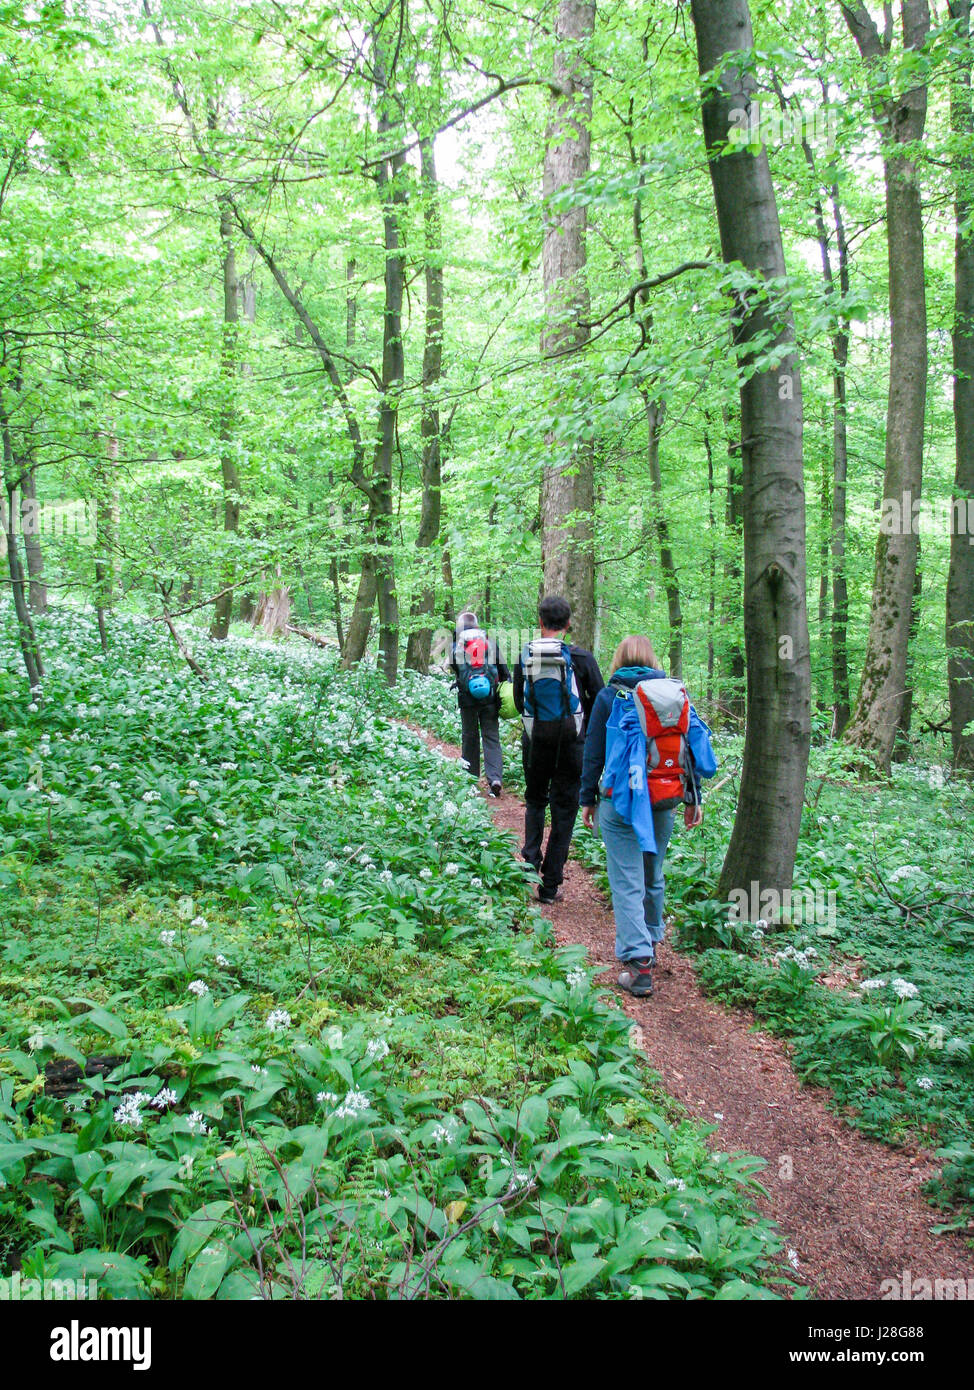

{"left": 460, "top": 704, "right": 503, "bottom": 784}
{"left": 521, "top": 733, "right": 583, "bottom": 891}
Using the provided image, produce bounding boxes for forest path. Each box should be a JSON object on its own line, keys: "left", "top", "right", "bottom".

{"left": 412, "top": 724, "right": 974, "bottom": 1300}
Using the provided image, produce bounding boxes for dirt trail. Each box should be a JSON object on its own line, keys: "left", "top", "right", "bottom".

{"left": 417, "top": 727, "right": 974, "bottom": 1299}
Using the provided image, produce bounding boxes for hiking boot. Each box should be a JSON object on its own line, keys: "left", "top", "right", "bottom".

{"left": 618, "top": 958, "right": 655, "bottom": 997}
{"left": 538, "top": 885, "right": 563, "bottom": 904}
{"left": 488, "top": 781, "right": 502, "bottom": 798}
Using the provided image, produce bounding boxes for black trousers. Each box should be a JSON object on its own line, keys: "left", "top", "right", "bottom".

{"left": 521, "top": 733, "right": 584, "bottom": 891}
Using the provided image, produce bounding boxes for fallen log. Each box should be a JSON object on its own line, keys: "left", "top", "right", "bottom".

{"left": 287, "top": 624, "right": 339, "bottom": 650}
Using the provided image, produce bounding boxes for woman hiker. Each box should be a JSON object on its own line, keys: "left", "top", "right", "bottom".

{"left": 579, "top": 634, "right": 715, "bottom": 998}
{"left": 450, "top": 610, "right": 511, "bottom": 797}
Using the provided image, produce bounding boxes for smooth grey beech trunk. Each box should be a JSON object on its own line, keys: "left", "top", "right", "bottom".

{"left": 840, "top": 0, "right": 930, "bottom": 773}
{"left": 19, "top": 465, "right": 47, "bottom": 614}
{"left": 405, "top": 137, "right": 445, "bottom": 676}
{"left": 948, "top": 0, "right": 974, "bottom": 771}
{"left": 540, "top": 0, "right": 595, "bottom": 649}
{"left": 690, "top": 0, "right": 812, "bottom": 905}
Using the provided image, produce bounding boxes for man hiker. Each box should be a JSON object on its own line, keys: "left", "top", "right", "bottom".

{"left": 450, "top": 610, "right": 511, "bottom": 797}
{"left": 513, "top": 595, "right": 604, "bottom": 902}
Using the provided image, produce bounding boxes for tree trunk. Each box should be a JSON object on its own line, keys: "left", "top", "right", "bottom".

{"left": 818, "top": 443, "right": 830, "bottom": 639}
{"left": 828, "top": 174, "right": 853, "bottom": 735}
{"left": 19, "top": 464, "right": 47, "bottom": 613}
{"left": 405, "top": 137, "right": 445, "bottom": 675}
{"left": 627, "top": 140, "right": 683, "bottom": 681}
{"left": 540, "top": 0, "right": 596, "bottom": 649}
{"left": 327, "top": 257, "right": 359, "bottom": 655}
{"left": 704, "top": 428, "right": 717, "bottom": 705}
{"left": 342, "top": 553, "right": 377, "bottom": 669}
{"left": 841, "top": 0, "right": 930, "bottom": 773}
{"left": 211, "top": 198, "right": 243, "bottom": 641}
{"left": 369, "top": 51, "right": 406, "bottom": 687}
{"left": 642, "top": 393, "right": 683, "bottom": 677}
{"left": 775, "top": 74, "right": 852, "bottom": 731}
{"left": 893, "top": 546, "right": 922, "bottom": 762}
{"left": 441, "top": 541, "right": 455, "bottom": 624}
{"left": 723, "top": 412, "right": 746, "bottom": 723}
{"left": 1, "top": 390, "right": 44, "bottom": 690}
{"left": 252, "top": 581, "right": 292, "bottom": 637}
{"left": 690, "top": 0, "right": 812, "bottom": 906}
{"left": 948, "top": 0, "right": 974, "bottom": 771}
{"left": 94, "top": 433, "right": 118, "bottom": 655}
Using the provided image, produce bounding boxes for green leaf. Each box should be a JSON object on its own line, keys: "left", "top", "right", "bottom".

{"left": 184, "top": 1242, "right": 231, "bottom": 1300}
{"left": 561, "top": 1256, "right": 607, "bottom": 1296}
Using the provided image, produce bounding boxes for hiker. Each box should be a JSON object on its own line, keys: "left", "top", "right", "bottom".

{"left": 579, "top": 634, "right": 717, "bottom": 998}
{"left": 450, "top": 610, "right": 511, "bottom": 797}
{"left": 513, "top": 595, "right": 604, "bottom": 903}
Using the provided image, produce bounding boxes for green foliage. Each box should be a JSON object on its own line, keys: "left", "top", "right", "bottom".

{"left": 658, "top": 742, "right": 974, "bottom": 1201}
{"left": 0, "top": 613, "right": 787, "bottom": 1299}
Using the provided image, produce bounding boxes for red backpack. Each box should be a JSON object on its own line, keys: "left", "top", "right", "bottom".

{"left": 632, "top": 678, "right": 691, "bottom": 810}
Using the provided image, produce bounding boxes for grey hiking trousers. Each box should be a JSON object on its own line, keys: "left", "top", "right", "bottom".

{"left": 459, "top": 704, "right": 503, "bottom": 786}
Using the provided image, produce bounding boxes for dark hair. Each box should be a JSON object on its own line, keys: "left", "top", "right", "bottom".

{"left": 538, "top": 594, "right": 571, "bottom": 631}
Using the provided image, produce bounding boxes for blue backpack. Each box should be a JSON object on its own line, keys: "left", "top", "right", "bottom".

{"left": 521, "top": 638, "right": 583, "bottom": 743}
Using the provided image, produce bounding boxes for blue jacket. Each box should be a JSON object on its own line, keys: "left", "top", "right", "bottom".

{"left": 580, "top": 666, "right": 715, "bottom": 819}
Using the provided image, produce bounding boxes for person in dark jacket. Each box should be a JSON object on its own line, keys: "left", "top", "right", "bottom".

{"left": 513, "top": 595, "right": 604, "bottom": 902}
{"left": 580, "top": 634, "right": 705, "bottom": 999}
{"left": 450, "top": 610, "right": 511, "bottom": 797}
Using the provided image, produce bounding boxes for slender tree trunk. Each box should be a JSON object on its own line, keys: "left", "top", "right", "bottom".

{"left": 19, "top": 464, "right": 47, "bottom": 613}
{"left": 642, "top": 393, "right": 683, "bottom": 677}
{"left": 723, "top": 414, "right": 746, "bottom": 723}
{"left": 775, "top": 75, "right": 852, "bottom": 731}
{"left": 328, "top": 258, "right": 359, "bottom": 655}
{"left": 704, "top": 428, "right": 717, "bottom": 705}
{"left": 540, "top": 0, "right": 596, "bottom": 648}
{"left": 211, "top": 197, "right": 243, "bottom": 640}
{"left": 94, "top": 433, "right": 118, "bottom": 655}
{"left": 628, "top": 145, "right": 683, "bottom": 680}
{"left": 819, "top": 442, "right": 830, "bottom": 637}
{"left": 893, "top": 547, "right": 922, "bottom": 762}
{"left": 828, "top": 179, "right": 853, "bottom": 735}
{"left": 369, "top": 53, "right": 406, "bottom": 687}
{"left": 342, "top": 554, "right": 377, "bottom": 668}
{"left": 405, "top": 137, "right": 445, "bottom": 675}
{"left": 441, "top": 541, "right": 455, "bottom": 624}
{"left": 691, "top": 0, "right": 812, "bottom": 905}
{"left": 1, "top": 391, "right": 44, "bottom": 690}
{"left": 948, "top": 0, "right": 974, "bottom": 770}
{"left": 841, "top": 0, "right": 930, "bottom": 773}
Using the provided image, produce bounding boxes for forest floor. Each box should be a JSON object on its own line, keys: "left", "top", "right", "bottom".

{"left": 412, "top": 725, "right": 974, "bottom": 1300}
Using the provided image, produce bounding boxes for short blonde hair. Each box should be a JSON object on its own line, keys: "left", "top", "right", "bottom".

{"left": 610, "top": 634, "right": 659, "bottom": 676}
